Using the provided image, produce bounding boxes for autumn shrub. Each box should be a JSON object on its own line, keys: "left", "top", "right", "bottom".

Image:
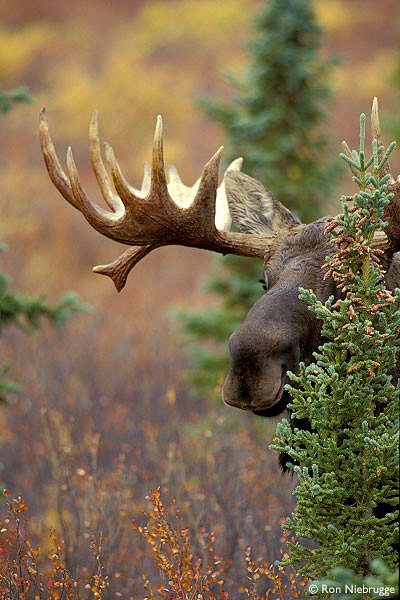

{"left": 132, "top": 489, "right": 230, "bottom": 600}
{"left": 0, "top": 314, "right": 295, "bottom": 597}
{"left": 132, "top": 489, "right": 310, "bottom": 600}
{"left": 0, "top": 491, "right": 108, "bottom": 600}
{"left": 0, "top": 489, "right": 308, "bottom": 600}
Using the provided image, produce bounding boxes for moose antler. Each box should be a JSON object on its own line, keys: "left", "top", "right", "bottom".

{"left": 342, "top": 97, "right": 400, "bottom": 253}
{"left": 40, "top": 109, "right": 277, "bottom": 291}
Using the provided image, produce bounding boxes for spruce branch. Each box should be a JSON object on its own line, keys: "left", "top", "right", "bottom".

{"left": 0, "top": 85, "right": 33, "bottom": 114}
{"left": 0, "top": 245, "right": 89, "bottom": 401}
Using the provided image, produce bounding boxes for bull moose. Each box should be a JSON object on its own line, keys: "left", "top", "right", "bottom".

{"left": 39, "top": 99, "right": 400, "bottom": 470}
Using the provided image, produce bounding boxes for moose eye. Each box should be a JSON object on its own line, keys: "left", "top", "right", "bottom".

{"left": 259, "top": 272, "right": 273, "bottom": 292}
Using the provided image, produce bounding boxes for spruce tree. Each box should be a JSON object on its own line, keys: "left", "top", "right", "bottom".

{"left": 179, "top": 0, "right": 339, "bottom": 399}
{"left": 271, "top": 107, "right": 399, "bottom": 579}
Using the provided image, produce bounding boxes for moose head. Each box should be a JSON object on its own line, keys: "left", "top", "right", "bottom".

{"left": 40, "top": 99, "right": 400, "bottom": 418}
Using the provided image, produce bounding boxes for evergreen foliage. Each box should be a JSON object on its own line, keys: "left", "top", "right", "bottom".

{"left": 200, "top": 0, "right": 338, "bottom": 219}
{"left": 271, "top": 113, "right": 399, "bottom": 578}
{"left": 179, "top": 0, "right": 339, "bottom": 399}
{"left": 0, "top": 248, "right": 86, "bottom": 403}
{"left": 311, "top": 559, "right": 399, "bottom": 599}
{"left": 0, "top": 85, "right": 33, "bottom": 114}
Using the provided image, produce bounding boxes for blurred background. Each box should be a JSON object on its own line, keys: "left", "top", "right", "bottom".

{"left": 0, "top": 0, "right": 399, "bottom": 597}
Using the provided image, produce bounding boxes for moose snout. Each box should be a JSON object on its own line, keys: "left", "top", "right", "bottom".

{"left": 222, "top": 366, "right": 286, "bottom": 411}
{"left": 222, "top": 329, "right": 288, "bottom": 412}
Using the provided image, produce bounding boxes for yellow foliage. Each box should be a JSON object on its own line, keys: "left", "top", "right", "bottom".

{"left": 0, "top": 22, "right": 54, "bottom": 80}
{"left": 0, "top": 163, "right": 42, "bottom": 240}
{"left": 0, "top": 1, "right": 254, "bottom": 275}
{"left": 24, "top": 0, "right": 251, "bottom": 186}
{"left": 315, "top": 0, "right": 385, "bottom": 30}
{"left": 43, "top": 63, "right": 102, "bottom": 133}
{"left": 117, "top": 0, "right": 248, "bottom": 57}
{"left": 331, "top": 66, "right": 347, "bottom": 92}
{"left": 351, "top": 50, "right": 399, "bottom": 98}
{"left": 314, "top": 0, "right": 352, "bottom": 32}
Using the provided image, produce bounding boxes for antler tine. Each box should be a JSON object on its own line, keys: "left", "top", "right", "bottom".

{"left": 191, "top": 146, "right": 224, "bottom": 232}
{"left": 150, "top": 115, "right": 167, "bottom": 194}
{"left": 41, "top": 108, "right": 120, "bottom": 238}
{"left": 66, "top": 146, "right": 115, "bottom": 228}
{"left": 227, "top": 157, "right": 243, "bottom": 172}
{"left": 341, "top": 140, "right": 359, "bottom": 178}
{"left": 89, "top": 111, "right": 124, "bottom": 214}
{"left": 371, "top": 97, "right": 391, "bottom": 178}
{"left": 150, "top": 115, "right": 170, "bottom": 200}
{"left": 39, "top": 108, "right": 79, "bottom": 210}
{"left": 370, "top": 97, "right": 400, "bottom": 252}
{"left": 216, "top": 157, "right": 243, "bottom": 232}
{"left": 166, "top": 165, "right": 196, "bottom": 208}
{"left": 168, "top": 164, "right": 184, "bottom": 185}
{"left": 93, "top": 244, "right": 161, "bottom": 292}
{"left": 104, "top": 142, "right": 139, "bottom": 211}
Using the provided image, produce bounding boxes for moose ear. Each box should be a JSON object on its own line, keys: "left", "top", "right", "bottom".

{"left": 224, "top": 171, "right": 301, "bottom": 235}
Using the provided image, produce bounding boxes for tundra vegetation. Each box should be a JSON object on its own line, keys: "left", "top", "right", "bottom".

{"left": 0, "top": 1, "right": 399, "bottom": 599}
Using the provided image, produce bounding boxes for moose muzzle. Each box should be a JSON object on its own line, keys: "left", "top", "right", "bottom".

{"left": 221, "top": 290, "right": 303, "bottom": 413}
{"left": 222, "top": 328, "right": 292, "bottom": 412}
